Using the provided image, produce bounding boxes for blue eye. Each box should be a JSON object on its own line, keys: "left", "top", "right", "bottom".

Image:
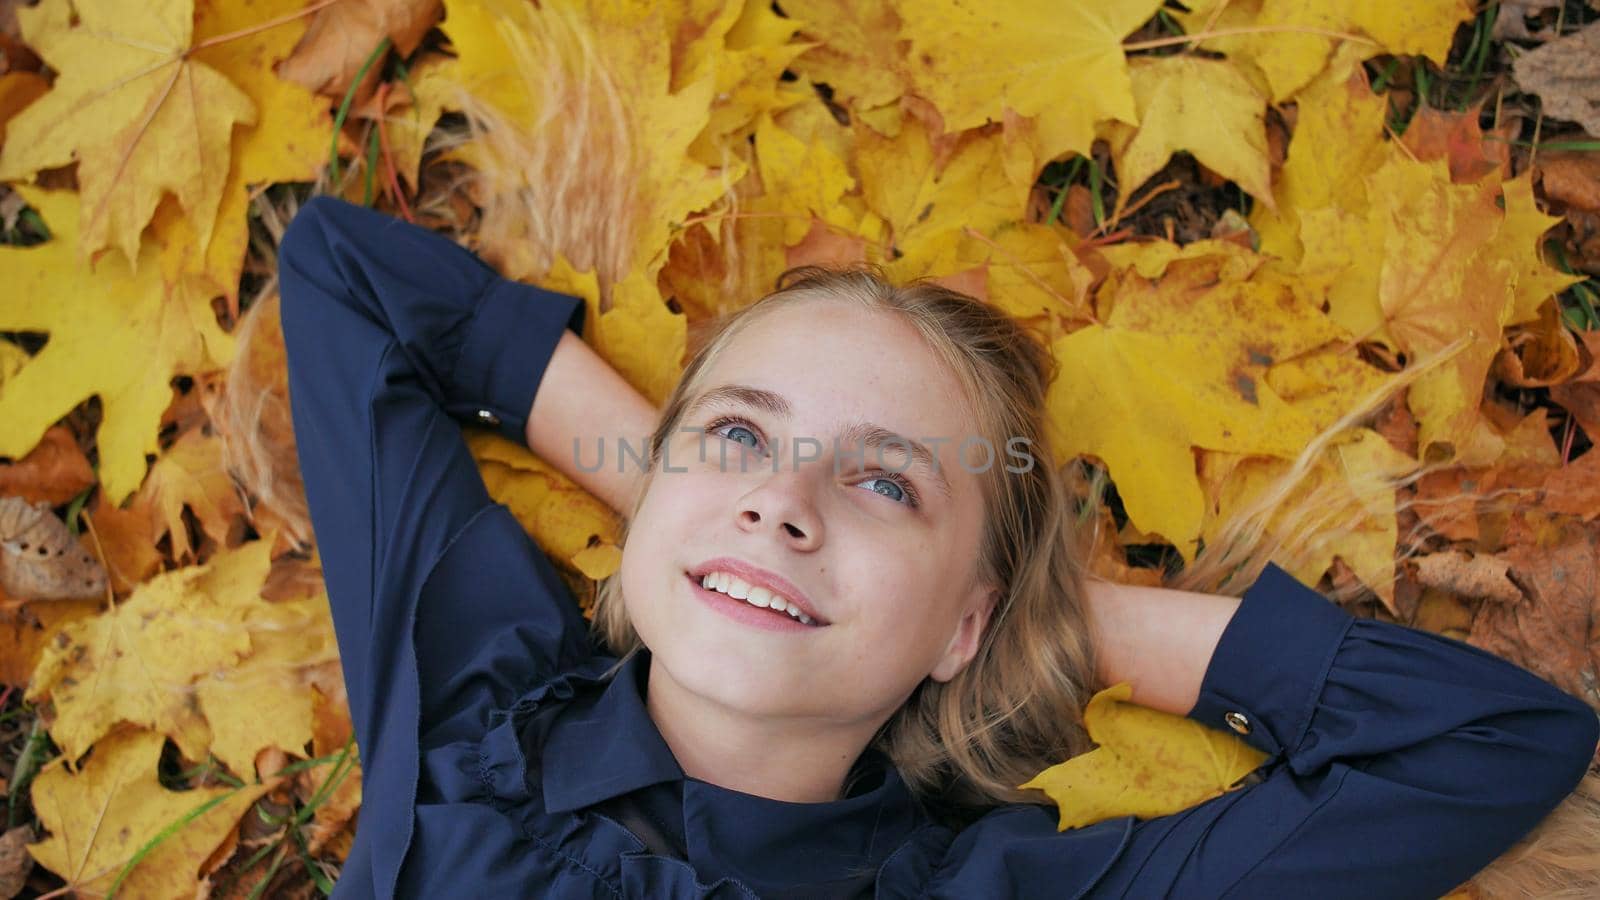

{"left": 708, "top": 417, "right": 764, "bottom": 451}
{"left": 861, "top": 477, "right": 906, "bottom": 503}
{"left": 724, "top": 425, "right": 760, "bottom": 448}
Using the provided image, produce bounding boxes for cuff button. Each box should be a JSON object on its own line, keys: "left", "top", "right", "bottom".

{"left": 476, "top": 409, "right": 502, "bottom": 427}
{"left": 1224, "top": 711, "right": 1252, "bottom": 735}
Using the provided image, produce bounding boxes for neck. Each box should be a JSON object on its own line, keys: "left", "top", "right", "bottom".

{"left": 643, "top": 651, "right": 884, "bottom": 804}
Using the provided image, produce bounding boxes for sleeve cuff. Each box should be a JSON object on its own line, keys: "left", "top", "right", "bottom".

{"left": 447, "top": 277, "right": 588, "bottom": 445}
{"left": 1185, "top": 563, "right": 1356, "bottom": 760}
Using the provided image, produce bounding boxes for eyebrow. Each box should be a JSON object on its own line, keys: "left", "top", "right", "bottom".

{"left": 685, "top": 384, "right": 954, "bottom": 501}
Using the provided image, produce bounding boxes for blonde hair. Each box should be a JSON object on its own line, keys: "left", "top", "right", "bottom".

{"left": 237, "top": 260, "right": 1599, "bottom": 893}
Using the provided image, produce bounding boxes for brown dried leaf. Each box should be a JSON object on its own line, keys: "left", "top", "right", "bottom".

{"left": 137, "top": 428, "right": 248, "bottom": 565}
{"left": 280, "top": 0, "right": 441, "bottom": 101}
{"left": 0, "top": 496, "right": 106, "bottom": 601}
{"left": 1411, "top": 550, "right": 1523, "bottom": 605}
{"left": 1400, "top": 101, "right": 1512, "bottom": 184}
{"left": 1470, "top": 517, "right": 1600, "bottom": 707}
{"left": 1552, "top": 329, "right": 1600, "bottom": 441}
{"left": 1512, "top": 21, "right": 1600, "bottom": 136}
{"left": 1492, "top": 0, "right": 1567, "bottom": 41}
{"left": 0, "top": 425, "right": 93, "bottom": 507}
{"left": 1544, "top": 450, "right": 1600, "bottom": 521}
{"left": 1494, "top": 300, "right": 1582, "bottom": 387}
{"left": 0, "top": 825, "right": 31, "bottom": 900}
{"left": 82, "top": 494, "right": 162, "bottom": 596}
{"left": 1539, "top": 151, "right": 1600, "bottom": 215}
{"left": 1411, "top": 588, "right": 1475, "bottom": 638}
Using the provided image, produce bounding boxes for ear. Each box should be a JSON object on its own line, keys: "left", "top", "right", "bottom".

{"left": 929, "top": 583, "right": 1000, "bottom": 683}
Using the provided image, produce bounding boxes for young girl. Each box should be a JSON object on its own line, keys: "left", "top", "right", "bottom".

{"left": 275, "top": 195, "right": 1597, "bottom": 899}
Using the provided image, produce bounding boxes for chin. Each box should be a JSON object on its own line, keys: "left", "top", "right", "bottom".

{"left": 655, "top": 636, "right": 802, "bottom": 710}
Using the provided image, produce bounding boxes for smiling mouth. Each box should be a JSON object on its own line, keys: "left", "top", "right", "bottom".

{"left": 684, "top": 571, "right": 827, "bottom": 629}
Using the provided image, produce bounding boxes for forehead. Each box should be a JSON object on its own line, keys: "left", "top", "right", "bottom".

{"left": 694, "top": 297, "right": 988, "bottom": 486}
{"left": 711, "top": 297, "right": 967, "bottom": 415}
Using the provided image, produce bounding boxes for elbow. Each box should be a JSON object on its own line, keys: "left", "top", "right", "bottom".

{"left": 1515, "top": 694, "right": 1598, "bottom": 813}
{"left": 276, "top": 196, "right": 340, "bottom": 292}
{"left": 1550, "top": 697, "right": 1599, "bottom": 793}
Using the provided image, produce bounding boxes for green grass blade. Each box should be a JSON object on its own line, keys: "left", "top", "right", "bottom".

{"left": 328, "top": 36, "right": 393, "bottom": 185}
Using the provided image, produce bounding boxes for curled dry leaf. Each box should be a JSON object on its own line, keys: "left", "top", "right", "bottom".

{"left": 1410, "top": 550, "right": 1523, "bottom": 605}
{"left": 1552, "top": 329, "right": 1600, "bottom": 441}
{"left": 1512, "top": 20, "right": 1600, "bottom": 136}
{"left": 0, "top": 496, "right": 106, "bottom": 601}
{"left": 1494, "top": 300, "right": 1582, "bottom": 388}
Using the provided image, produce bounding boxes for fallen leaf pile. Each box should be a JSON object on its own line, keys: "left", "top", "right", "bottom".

{"left": 2, "top": 0, "right": 1599, "bottom": 896}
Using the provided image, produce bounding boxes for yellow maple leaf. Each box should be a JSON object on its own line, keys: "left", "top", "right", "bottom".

{"left": 138, "top": 428, "right": 248, "bottom": 565}
{"left": 656, "top": 169, "right": 792, "bottom": 323}
{"left": 1019, "top": 681, "right": 1267, "bottom": 830}
{"left": 27, "top": 729, "right": 272, "bottom": 898}
{"left": 1177, "top": 0, "right": 1472, "bottom": 103}
{"left": 26, "top": 539, "right": 273, "bottom": 761}
{"left": 466, "top": 431, "right": 623, "bottom": 579}
{"left": 782, "top": 0, "right": 910, "bottom": 121}
{"left": 1265, "top": 344, "right": 1396, "bottom": 432}
{"left": 1046, "top": 324, "right": 1316, "bottom": 558}
{"left": 1249, "top": 44, "right": 1388, "bottom": 262}
{"left": 1200, "top": 429, "right": 1416, "bottom": 612}
{"left": 1492, "top": 175, "right": 1585, "bottom": 327}
{"left": 753, "top": 113, "right": 858, "bottom": 245}
{"left": 677, "top": 0, "right": 814, "bottom": 165}
{"left": 542, "top": 258, "right": 688, "bottom": 406}
{"left": 0, "top": 187, "right": 234, "bottom": 504}
{"left": 1047, "top": 252, "right": 1335, "bottom": 556}
{"left": 1101, "top": 56, "right": 1274, "bottom": 213}
{"left": 1301, "top": 155, "right": 1513, "bottom": 458}
{"left": 907, "top": 221, "right": 1096, "bottom": 343}
{"left": 854, "top": 115, "right": 1034, "bottom": 277}
{"left": 0, "top": 0, "right": 256, "bottom": 267}
{"left": 151, "top": 0, "right": 334, "bottom": 310}
{"left": 1097, "top": 254, "right": 1344, "bottom": 357}
{"left": 379, "top": 53, "right": 457, "bottom": 190}
{"left": 197, "top": 588, "right": 340, "bottom": 779}
{"left": 899, "top": 0, "right": 1164, "bottom": 166}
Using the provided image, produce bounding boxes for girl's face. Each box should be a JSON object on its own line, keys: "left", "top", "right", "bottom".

{"left": 621, "top": 296, "right": 999, "bottom": 733}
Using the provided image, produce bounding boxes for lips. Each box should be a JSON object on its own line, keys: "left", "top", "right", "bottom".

{"left": 685, "top": 556, "right": 829, "bottom": 626}
{"left": 686, "top": 571, "right": 822, "bottom": 632}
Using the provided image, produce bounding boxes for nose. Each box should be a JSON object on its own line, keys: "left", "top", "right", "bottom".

{"left": 736, "top": 469, "right": 823, "bottom": 551}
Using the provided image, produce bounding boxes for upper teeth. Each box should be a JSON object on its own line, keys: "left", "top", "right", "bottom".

{"left": 700, "top": 572, "right": 817, "bottom": 626}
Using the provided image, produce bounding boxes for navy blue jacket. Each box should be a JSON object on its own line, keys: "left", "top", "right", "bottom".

{"left": 277, "top": 196, "right": 1599, "bottom": 899}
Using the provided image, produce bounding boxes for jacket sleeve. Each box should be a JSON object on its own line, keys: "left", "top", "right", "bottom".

{"left": 930, "top": 563, "right": 1599, "bottom": 900}
{"left": 276, "top": 195, "right": 593, "bottom": 790}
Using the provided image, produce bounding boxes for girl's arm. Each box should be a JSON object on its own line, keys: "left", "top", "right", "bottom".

{"left": 278, "top": 197, "right": 616, "bottom": 897}
{"left": 929, "top": 564, "right": 1598, "bottom": 898}
{"left": 526, "top": 329, "right": 656, "bottom": 514}
{"left": 1083, "top": 576, "right": 1242, "bottom": 716}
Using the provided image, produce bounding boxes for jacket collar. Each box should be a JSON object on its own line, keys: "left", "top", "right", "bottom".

{"left": 540, "top": 648, "right": 684, "bottom": 814}
{"left": 537, "top": 648, "right": 927, "bottom": 890}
